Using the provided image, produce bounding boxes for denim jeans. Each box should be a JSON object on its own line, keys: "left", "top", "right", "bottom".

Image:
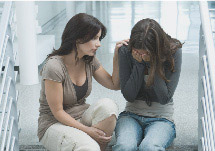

{"left": 112, "top": 111, "right": 176, "bottom": 151}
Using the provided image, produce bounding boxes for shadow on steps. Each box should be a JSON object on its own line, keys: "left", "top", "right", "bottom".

{"left": 19, "top": 145, "right": 198, "bottom": 151}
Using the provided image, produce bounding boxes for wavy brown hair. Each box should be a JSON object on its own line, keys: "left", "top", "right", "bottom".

{"left": 47, "top": 13, "right": 106, "bottom": 63}
{"left": 128, "top": 18, "right": 182, "bottom": 87}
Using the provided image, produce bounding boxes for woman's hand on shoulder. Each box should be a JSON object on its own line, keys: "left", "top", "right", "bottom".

{"left": 114, "top": 39, "right": 129, "bottom": 57}
{"left": 85, "top": 126, "right": 112, "bottom": 144}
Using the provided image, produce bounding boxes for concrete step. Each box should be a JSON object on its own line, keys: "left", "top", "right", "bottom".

{"left": 19, "top": 145, "right": 198, "bottom": 151}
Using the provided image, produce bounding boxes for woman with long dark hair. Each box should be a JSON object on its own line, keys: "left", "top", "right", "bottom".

{"left": 112, "top": 18, "right": 182, "bottom": 151}
{"left": 37, "top": 13, "right": 128, "bottom": 151}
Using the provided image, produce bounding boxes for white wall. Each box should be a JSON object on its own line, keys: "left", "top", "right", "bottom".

{"left": 36, "top": 1, "right": 66, "bottom": 26}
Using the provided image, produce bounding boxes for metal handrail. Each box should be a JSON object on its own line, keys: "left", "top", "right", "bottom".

{"left": 1, "top": 97, "right": 13, "bottom": 151}
{"left": 10, "top": 136, "right": 16, "bottom": 151}
{"left": 0, "top": 76, "right": 12, "bottom": 138}
{"left": 202, "top": 77, "right": 214, "bottom": 150}
{"left": 0, "top": 57, "right": 10, "bottom": 103}
{"left": 0, "top": 35, "right": 9, "bottom": 76}
{"left": 0, "top": 1, "right": 19, "bottom": 150}
{"left": 199, "top": 1, "right": 215, "bottom": 151}
{"left": 201, "top": 117, "right": 208, "bottom": 151}
{"left": 6, "top": 117, "right": 14, "bottom": 151}
{"left": 202, "top": 56, "right": 215, "bottom": 131}
{"left": 0, "top": 2, "right": 12, "bottom": 59}
{"left": 199, "top": 2, "right": 215, "bottom": 103}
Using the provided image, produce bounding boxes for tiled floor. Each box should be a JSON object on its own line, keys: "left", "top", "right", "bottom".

{"left": 17, "top": 1, "right": 200, "bottom": 150}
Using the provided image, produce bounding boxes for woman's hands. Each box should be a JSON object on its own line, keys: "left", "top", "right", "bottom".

{"left": 132, "top": 50, "right": 150, "bottom": 63}
{"left": 86, "top": 126, "right": 112, "bottom": 144}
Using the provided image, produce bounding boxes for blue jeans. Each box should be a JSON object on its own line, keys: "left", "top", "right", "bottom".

{"left": 112, "top": 111, "right": 176, "bottom": 151}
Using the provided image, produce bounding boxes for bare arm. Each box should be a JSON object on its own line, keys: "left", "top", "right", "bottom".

{"left": 93, "top": 40, "right": 129, "bottom": 90}
{"left": 93, "top": 60, "right": 119, "bottom": 90}
{"left": 45, "top": 80, "right": 88, "bottom": 131}
{"left": 45, "top": 80, "right": 111, "bottom": 143}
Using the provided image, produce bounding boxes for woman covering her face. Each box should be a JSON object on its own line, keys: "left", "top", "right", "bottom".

{"left": 37, "top": 13, "right": 128, "bottom": 151}
{"left": 112, "top": 18, "right": 182, "bottom": 151}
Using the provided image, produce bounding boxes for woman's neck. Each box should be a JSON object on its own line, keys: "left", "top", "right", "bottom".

{"left": 63, "top": 51, "right": 84, "bottom": 66}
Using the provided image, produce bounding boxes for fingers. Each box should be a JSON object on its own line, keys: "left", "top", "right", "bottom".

{"left": 132, "top": 50, "right": 142, "bottom": 62}
{"left": 114, "top": 39, "right": 129, "bottom": 57}
{"left": 115, "top": 39, "right": 129, "bottom": 49}
{"left": 96, "top": 129, "right": 106, "bottom": 136}
{"left": 141, "top": 53, "right": 150, "bottom": 62}
{"left": 141, "top": 54, "right": 146, "bottom": 60}
{"left": 116, "top": 39, "right": 129, "bottom": 45}
{"left": 133, "top": 50, "right": 150, "bottom": 62}
{"left": 120, "top": 40, "right": 129, "bottom": 46}
{"left": 115, "top": 42, "right": 126, "bottom": 51}
{"left": 115, "top": 43, "right": 123, "bottom": 49}
{"left": 92, "top": 127, "right": 106, "bottom": 136}
{"left": 93, "top": 127, "right": 112, "bottom": 143}
{"left": 98, "top": 135, "right": 112, "bottom": 144}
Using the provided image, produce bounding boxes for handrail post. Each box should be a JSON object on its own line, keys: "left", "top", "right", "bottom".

{"left": 199, "top": 1, "right": 215, "bottom": 150}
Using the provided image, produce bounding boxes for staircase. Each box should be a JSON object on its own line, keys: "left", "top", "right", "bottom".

{"left": 1, "top": 1, "right": 210, "bottom": 151}
{"left": 0, "top": 2, "right": 55, "bottom": 150}
{"left": 198, "top": 1, "right": 215, "bottom": 151}
{"left": 0, "top": 2, "right": 19, "bottom": 150}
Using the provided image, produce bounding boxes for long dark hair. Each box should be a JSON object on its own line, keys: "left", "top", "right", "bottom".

{"left": 128, "top": 18, "right": 182, "bottom": 87}
{"left": 47, "top": 13, "right": 106, "bottom": 63}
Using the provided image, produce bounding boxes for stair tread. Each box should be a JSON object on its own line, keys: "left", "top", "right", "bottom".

{"left": 19, "top": 145, "right": 198, "bottom": 151}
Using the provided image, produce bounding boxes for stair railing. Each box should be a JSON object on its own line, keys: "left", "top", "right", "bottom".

{"left": 0, "top": 2, "right": 19, "bottom": 150}
{"left": 198, "top": 1, "right": 215, "bottom": 151}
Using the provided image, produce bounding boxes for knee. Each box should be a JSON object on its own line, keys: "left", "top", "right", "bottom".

{"left": 139, "top": 143, "right": 165, "bottom": 151}
{"left": 92, "top": 98, "right": 119, "bottom": 125}
{"left": 96, "top": 98, "right": 118, "bottom": 117}
{"left": 112, "top": 141, "right": 138, "bottom": 151}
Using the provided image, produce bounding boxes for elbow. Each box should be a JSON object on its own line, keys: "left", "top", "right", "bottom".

{"left": 112, "top": 85, "right": 120, "bottom": 90}
{"left": 121, "top": 89, "right": 136, "bottom": 102}
{"left": 53, "top": 111, "right": 60, "bottom": 120}
{"left": 52, "top": 109, "right": 63, "bottom": 120}
{"left": 159, "top": 97, "right": 171, "bottom": 105}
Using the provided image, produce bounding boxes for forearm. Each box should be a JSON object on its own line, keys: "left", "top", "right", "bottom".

{"left": 151, "top": 73, "right": 170, "bottom": 104}
{"left": 151, "top": 49, "right": 182, "bottom": 104}
{"left": 54, "top": 110, "right": 89, "bottom": 133}
{"left": 112, "top": 55, "right": 120, "bottom": 90}
{"left": 120, "top": 61, "right": 145, "bottom": 101}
